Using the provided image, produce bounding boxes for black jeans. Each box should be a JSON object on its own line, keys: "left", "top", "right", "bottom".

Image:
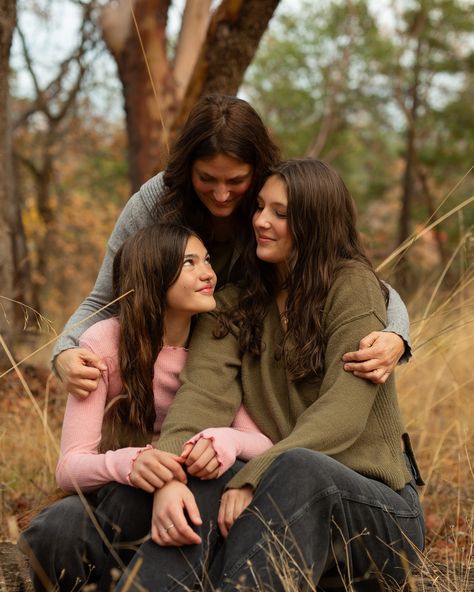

{"left": 18, "top": 483, "right": 154, "bottom": 591}
{"left": 117, "top": 449, "right": 425, "bottom": 592}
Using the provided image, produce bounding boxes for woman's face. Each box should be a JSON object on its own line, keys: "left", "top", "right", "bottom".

{"left": 166, "top": 236, "right": 217, "bottom": 315}
{"left": 253, "top": 175, "right": 292, "bottom": 270}
{"left": 191, "top": 154, "right": 253, "bottom": 218}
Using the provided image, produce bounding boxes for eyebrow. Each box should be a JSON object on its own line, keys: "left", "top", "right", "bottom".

{"left": 183, "top": 252, "right": 210, "bottom": 258}
{"left": 195, "top": 169, "right": 251, "bottom": 181}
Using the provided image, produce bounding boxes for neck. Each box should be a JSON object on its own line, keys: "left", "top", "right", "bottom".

{"left": 163, "top": 313, "right": 192, "bottom": 347}
{"left": 212, "top": 215, "right": 235, "bottom": 241}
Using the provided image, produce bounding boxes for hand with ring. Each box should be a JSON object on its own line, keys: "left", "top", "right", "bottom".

{"left": 152, "top": 481, "right": 202, "bottom": 546}
{"left": 161, "top": 523, "right": 175, "bottom": 533}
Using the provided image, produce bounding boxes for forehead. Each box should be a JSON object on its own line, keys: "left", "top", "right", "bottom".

{"left": 259, "top": 175, "right": 288, "bottom": 204}
{"left": 192, "top": 154, "right": 252, "bottom": 178}
{"left": 184, "top": 235, "right": 207, "bottom": 253}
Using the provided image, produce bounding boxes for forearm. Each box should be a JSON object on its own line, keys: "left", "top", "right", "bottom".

{"left": 383, "top": 281, "right": 412, "bottom": 363}
{"left": 56, "top": 447, "right": 147, "bottom": 492}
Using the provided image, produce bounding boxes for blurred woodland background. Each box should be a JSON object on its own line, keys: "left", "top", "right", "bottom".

{"left": 0, "top": 0, "right": 473, "bottom": 590}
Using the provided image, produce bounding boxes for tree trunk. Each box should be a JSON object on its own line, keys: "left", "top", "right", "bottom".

{"left": 102, "top": 0, "right": 175, "bottom": 190}
{"left": 0, "top": 0, "right": 17, "bottom": 365}
{"left": 174, "top": 0, "right": 280, "bottom": 136}
{"left": 102, "top": 0, "right": 280, "bottom": 191}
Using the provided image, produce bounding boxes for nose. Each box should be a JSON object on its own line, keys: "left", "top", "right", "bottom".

{"left": 213, "top": 184, "right": 230, "bottom": 202}
{"left": 253, "top": 209, "right": 270, "bottom": 229}
{"left": 199, "top": 263, "right": 216, "bottom": 283}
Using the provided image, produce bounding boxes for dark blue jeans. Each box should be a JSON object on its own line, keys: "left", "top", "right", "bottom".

{"left": 18, "top": 483, "right": 154, "bottom": 591}
{"left": 117, "top": 449, "right": 425, "bottom": 592}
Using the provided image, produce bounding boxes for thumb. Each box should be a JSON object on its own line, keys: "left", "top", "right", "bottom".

{"left": 80, "top": 350, "right": 107, "bottom": 372}
{"left": 359, "top": 332, "right": 377, "bottom": 350}
{"left": 184, "top": 490, "right": 202, "bottom": 526}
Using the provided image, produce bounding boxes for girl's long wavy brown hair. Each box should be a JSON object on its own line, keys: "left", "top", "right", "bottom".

{"left": 216, "top": 159, "right": 388, "bottom": 381}
{"left": 156, "top": 95, "right": 280, "bottom": 281}
{"left": 99, "top": 223, "right": 197, "bottom": 451}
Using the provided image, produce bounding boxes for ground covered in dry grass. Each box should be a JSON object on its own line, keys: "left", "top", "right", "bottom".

{"left": 0, "top": 289, "right": 472, "bottom": 591}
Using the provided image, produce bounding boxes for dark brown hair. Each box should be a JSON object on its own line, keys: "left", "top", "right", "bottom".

{"left": 217, "top": 159, "right": 388, "bottom": 380}
{"left": 158, "top": 95, "right": 280, "bottom": 246}
{"left": 100, "top": 223, "right": 197, "bottom": 451}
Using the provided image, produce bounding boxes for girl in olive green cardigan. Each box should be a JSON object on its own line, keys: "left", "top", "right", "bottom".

{"left": 118, "top": 159, "right": 424, "bottom": 592}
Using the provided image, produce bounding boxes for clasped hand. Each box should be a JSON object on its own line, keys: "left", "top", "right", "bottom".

{"left": 152, "top": 481, "right": 253, "bottom": 545}
{"left": 130, "top": 438, "right": 221, "bottom": 491}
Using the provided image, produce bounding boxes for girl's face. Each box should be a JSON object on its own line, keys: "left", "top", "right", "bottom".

{"left": 253, "top": 175, "right": 293, "bottom": 271}
{"left": 166, "top": 236, "right": 217, "bottom": 315}
{"left": 191, "top": 154, "right": 253, "bottom": 219}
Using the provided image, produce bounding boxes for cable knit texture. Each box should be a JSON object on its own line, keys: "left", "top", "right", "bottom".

{"left": 56, "top": 318, "right": 272, "bottom": 492}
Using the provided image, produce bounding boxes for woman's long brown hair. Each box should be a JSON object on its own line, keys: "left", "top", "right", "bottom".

{"left": 217, "top": 159, "right": 388, "bottom": 381}
{"left": 156, "top": 95, "right": 280, "bottom": 280}
{"left": 99, "top": 223, "right": 196, "bottom": 451}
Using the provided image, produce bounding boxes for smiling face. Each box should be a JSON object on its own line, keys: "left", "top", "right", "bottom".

{"left": 253, "top": 175, "right": 293, "bottom": 275}
{"left": 191, "top": 154, "right": 253, "bottom": 218}
{"left": 166, "top": 235, "right": 217, "bottom": 316}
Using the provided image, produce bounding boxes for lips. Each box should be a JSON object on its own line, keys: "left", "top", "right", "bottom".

{"left": 256, "top": 235, "right": 275, "bottom": 243}
{"left": 197, "top": 286, "right": 215, "bottom": 295}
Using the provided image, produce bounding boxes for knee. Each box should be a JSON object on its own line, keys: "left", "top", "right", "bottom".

{"left": 270, "top": 448, "right": 331, "bottom": 478}
{"left": 20, "top": 496, "right": 85, "bottom": 553}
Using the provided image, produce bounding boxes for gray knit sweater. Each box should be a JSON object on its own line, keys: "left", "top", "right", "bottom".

{"left": 52, "top": 172, "right": 412, "bottom": 362}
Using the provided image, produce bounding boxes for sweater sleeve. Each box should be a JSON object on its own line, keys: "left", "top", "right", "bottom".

{"left": 227, "top": 269, "right": 390, "bottom": 490}
{"left": 55, "top": 325, "right": 148, "bottom": 492}
{"left": 51, "top": 174, "right": 165, "bottom": 364}
{"left": 383, "top": 281, "right": 412, "bottom": 363}
{"left": 185, "top": 405, "right": 273, "bottom": 476}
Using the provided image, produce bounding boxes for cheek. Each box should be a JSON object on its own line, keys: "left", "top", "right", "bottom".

{"left": 233, "top": 179, "right": 252, "bottom": 197}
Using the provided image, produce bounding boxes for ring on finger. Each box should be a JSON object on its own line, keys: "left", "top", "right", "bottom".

{"left": 160, "top": 523, "right": 175, "bottom": 533}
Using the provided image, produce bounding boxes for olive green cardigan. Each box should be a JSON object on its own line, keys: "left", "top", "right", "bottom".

{"left": 156, "top": 262, "right": 412, "bottom": 491}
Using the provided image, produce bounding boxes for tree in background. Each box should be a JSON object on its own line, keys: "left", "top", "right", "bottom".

{"left": 0, "top": 0, "right": 17, "bottom": 362}
{"left": 5, "top": 0, "right": 281, "bottom": 349}
{"left": 101, "top": 0, "right": 281, "bottom": 190}
{"left": 244, "top": 0, "right": 400, "bottom": 210}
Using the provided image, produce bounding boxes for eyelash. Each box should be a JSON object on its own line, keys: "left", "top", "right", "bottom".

{"left": 255, "top": 204, "right": 287, "bottom": 218}
{"left": 183, "top": 255, "right": 212, "bottom": 267}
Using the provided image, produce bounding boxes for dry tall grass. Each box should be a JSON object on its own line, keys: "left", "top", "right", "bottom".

{"left": 0, "top": 256, "right": 472, "bottom": 591}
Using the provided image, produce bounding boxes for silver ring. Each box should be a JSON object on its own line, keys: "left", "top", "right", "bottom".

{"left": 165, "top": 523, "right": 175, "bottom": 532}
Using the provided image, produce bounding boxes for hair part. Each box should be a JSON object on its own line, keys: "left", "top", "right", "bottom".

{"left": 216, "top": 159, "right": 388, "bottom": 381}
{"left": 100, "top": 223, "right": 197, "bottom": 451}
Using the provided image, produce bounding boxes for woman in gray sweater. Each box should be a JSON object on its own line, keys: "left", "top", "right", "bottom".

{"left": 54, "top": 95, "right": 410, "bottom": 402}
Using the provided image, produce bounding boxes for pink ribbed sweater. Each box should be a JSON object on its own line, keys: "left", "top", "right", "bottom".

{"left": 56, "top": 318, "right": 272, "bottom": 492}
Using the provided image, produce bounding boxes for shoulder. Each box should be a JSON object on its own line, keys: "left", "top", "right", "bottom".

{"left": 214, "top": 284, "right": 240, "bottom": 310}
{"left": 79, "top": 318, "right": 120, "bottom": 360}
{"left": 120, "top": 172, "right": 166, "bottom": 222}
{"left": 324, "top": 261, "right": 386, "bottom": 324}
{"left": 136, "top": 171, "right": 167, "bottom": 213}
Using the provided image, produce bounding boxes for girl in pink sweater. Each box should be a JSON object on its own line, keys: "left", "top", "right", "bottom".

{"left": 57, "top": 223, "right": 272, "bottom": 493}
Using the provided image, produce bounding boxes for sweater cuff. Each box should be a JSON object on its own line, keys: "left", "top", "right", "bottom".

{"left": 127, "top": 444, "right": 154, "bottom": 486}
